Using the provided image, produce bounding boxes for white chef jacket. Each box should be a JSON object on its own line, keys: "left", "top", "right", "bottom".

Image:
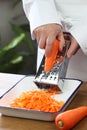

{"left": 22, "top": 0, "right": 87, "bottom": 71}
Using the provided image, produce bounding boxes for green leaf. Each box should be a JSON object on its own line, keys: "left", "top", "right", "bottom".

{"left": 0, "top": 33, "right": 25, "bottom": 56}
{"left": 10, "top": 55, "right": 23, "bottom": 64}
{"left": 10, "top": 22, "right": 35, "bottom": 53}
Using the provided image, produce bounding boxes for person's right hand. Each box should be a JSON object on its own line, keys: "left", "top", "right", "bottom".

{"left": 33, "top": 23, "right": 80, "bottom": 58}
{"left": 33, "top": 24, "right": 65, "bottom": 57}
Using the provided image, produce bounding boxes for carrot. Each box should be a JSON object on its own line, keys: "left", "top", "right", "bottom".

{"left": 44, "top": 39, "right": 59, "bottom": 72}
{"left": 10, "top": 89, "right": 64, "bottom": 112}
{"left": 55, "top": 106, "right": 87, "bottom": 130}
{"left": 45, "top": 86, "right": 61, "bottom": 95}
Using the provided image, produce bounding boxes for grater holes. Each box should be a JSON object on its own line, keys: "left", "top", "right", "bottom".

{"left": 49, "top": 75, "right": 57, "bottom": 80}
{"left": 54, "top": 76, "right": 57, "bottom": 80}
{"left": 49, "top": 76, "right": 52, "bottom": 80}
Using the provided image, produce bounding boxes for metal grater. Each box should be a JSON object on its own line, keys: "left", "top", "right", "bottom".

{"left": 34, "top": 33, "right": 71, "bottom": 91}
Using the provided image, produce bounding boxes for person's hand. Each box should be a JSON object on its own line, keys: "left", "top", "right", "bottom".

{"left": 67, "top": 35, "right": 80, "bottom": 58}
{"left": 33, "top": 23, "right": 80, "bottom": 58}
{"left": 33, "top": 24, "right": 65, "bottom": 57}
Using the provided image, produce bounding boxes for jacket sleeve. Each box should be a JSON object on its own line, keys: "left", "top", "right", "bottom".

{"left": 69, "top": 21, "right": 87, "bottom": 55}
{"left": 22, "top": 0, "right": 63, "bottom": 39}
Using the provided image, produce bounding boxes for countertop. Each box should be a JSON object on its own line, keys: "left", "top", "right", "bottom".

{"left": 0, "top": 73, "right": 87, "bottom": 130}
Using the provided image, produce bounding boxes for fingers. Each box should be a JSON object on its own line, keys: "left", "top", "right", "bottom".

{"left": 45, "top": 35, "right": 57, "bottom": 57}
{"left": 57, "top": 32, "right": 65, "bottom": 51}
{"left": 38, "top": 36, "right": 46, "bottom": 49}
{"left": 43, "top": 32, "right": 65, "bottom": 57}
{"left": 34, "top": 27, "right": 46, "bottom": 49}
{"left": 34, "top": 24, "right": 80, "bottom": 59}
{"left": 34, "top": 24, "right": 64, "bottom": 57}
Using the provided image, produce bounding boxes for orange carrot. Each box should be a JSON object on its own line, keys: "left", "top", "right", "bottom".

{"left": 10, "top": 89, "right": 64, "bottom": 112}
{"left": 44, "top": 39, "right": 59, "bottom": 72}
{"left": 55, "top": 106, "right": 87, "bottom": 130}
{"left": 45, "top": 86, "right": 61, "bottom": 95}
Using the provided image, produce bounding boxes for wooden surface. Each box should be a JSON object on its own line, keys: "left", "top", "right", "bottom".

{"left": 0, "top": 82, "right": 87, "bottom": 130}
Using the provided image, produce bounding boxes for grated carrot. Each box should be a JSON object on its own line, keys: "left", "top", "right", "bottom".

{"left": 45, "top": 86, "right": 61, "bottom": 95}
{"left": 10, "top": 89, "right": 64, "bottom": 112}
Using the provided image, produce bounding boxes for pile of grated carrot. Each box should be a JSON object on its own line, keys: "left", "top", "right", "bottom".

{"left": 10, "top": 87, "right": 64, "bottom": 112}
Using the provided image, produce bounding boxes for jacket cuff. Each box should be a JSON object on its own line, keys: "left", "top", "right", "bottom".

{"left": 23, "top": 0, "right": 62, "bottom": 39}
